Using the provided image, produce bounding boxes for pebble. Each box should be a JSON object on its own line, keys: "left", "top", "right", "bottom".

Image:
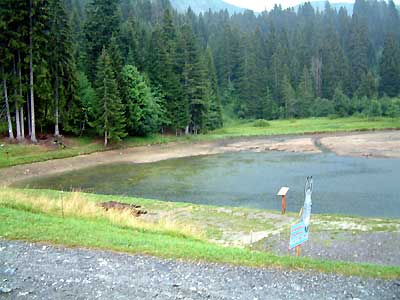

{"left": 0, "top": 287, "right": 13, "bottom": 294}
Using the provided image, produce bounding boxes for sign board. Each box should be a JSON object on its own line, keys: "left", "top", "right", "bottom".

{"left": 277, "top": 187, "right": 289, "bottom": 196}
{"left": 289, "top": 221, "right": 309, "bottom": 250}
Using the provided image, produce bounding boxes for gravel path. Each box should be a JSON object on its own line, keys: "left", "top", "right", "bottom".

{"left": 263, "top": 232, "right": 400, "bottom": 266}
{"left": 0, "top": 240, "right": 399, "bottom": 300}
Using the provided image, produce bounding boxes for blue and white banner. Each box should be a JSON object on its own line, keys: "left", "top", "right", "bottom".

{"left": 289, "top": 221, "right": 309, "bottom": 250}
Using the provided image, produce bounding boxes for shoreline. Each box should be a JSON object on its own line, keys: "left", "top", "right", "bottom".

{"left": 2, "top": 130, "right": 400, "bottom": 186}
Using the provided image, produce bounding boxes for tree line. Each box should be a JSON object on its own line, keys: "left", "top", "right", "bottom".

{"left": 1, "top": 0, "right": 400, "bottom": 145}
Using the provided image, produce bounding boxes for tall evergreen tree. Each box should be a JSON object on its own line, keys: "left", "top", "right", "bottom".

{"left": 83, "top": 0, "right": 120, "bottom": 81}
{"left": 122, "top": 65, "right": 160, "bottom": 135}
{"left": 48, "top": 0, "right": 76, "bottom": 136}
{"left": 91, "top": 48, "right": 126, "bottom": 146}
{"left": 379, "top": 34, "right": 400, "bottom": 97}
{"left": 348, "top": 15, "right": 371, "bottom": 95}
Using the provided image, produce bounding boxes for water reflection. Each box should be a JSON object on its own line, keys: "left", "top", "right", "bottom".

{"left": 14, "top": 152, "right": 400, "bottom": 218}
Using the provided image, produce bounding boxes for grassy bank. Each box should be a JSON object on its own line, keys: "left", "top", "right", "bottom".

{"left": 1, "top": 188, "right": 399, "bottom": 279}
{"left": 1, "top": 116, "right": 400, "bottom": 168}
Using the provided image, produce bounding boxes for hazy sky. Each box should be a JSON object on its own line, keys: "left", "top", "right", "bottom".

{"left": 223, "top": 0, "right": 399, "bottom": 12}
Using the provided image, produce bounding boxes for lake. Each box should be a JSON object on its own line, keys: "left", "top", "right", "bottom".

{"left": 14, "top": 151, "right": 400, "bottom": 218}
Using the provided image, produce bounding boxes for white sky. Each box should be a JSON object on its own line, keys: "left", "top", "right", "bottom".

{"left": 223, "top": 0, "right": 399, "bottom": 12}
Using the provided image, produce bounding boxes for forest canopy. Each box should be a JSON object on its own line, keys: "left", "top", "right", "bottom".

{"left": 1, "top": 0, "right": 400, "bottom": 145}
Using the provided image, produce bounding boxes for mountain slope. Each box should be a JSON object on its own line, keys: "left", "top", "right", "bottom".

{"left": 170, "top": 0, "right": 245, "bottom": 14}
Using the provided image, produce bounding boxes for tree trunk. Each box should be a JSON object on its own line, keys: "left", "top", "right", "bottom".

{"left": 18, "top": 51, "right": 25, "bottom": 140}
{"left": 27, "top": 94, "right": 32, "bottom": 136}
{"left": 2, "top": 77, "right": 14, "bottom": 139}
{"left": 104, "top": 131, "right": 108, "bottom": 147}
{"left": 14, "top": 58, "right": 22, "bottom": 140}
{"left": 54, "top": 73, "right": 60, "bottom": 136}
{"left": 29, "top": 0, "right": 37, "bottom": 143}
{"left": 20, "top": 107, "right": 25, "bottom": 138}
{"left": 15, "top": 101, "right": 22, "bottom": 140}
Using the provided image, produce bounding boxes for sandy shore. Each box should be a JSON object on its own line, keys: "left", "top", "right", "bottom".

{"left": 2, "top": 130, "right": 400, "bottom": 186}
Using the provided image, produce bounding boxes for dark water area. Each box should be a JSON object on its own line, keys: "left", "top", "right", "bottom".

{"left": 15, "top": 152, "right": 400, "bottom": 218}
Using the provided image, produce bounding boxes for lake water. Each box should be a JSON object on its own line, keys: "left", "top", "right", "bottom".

{"left": 15, "top": 152, "right": 400, "bottom": 218}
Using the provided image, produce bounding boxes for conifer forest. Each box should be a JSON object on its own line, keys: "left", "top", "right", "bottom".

{"left": 1, "top": 0, "right": 400, "bottom": 145}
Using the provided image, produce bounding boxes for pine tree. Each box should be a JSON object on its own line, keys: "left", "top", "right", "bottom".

{"left": 91, "top": 48, "right": 126, "bottom": 146}
{"left": 379, "top": 34, "right": 400, "bottom": 97}
{"left": 333, "top": 86, "right": 350, "bottom": 117}
{"left": 107, "top": 34, "right": 124, "bottom": 96}
{"left": 348, "top": 15, "right": 370, "bottom": 95}
{"left": 281, "top": 75, "right": 296, "bottom": 118}
{"left": 48, "top": 0, "right": 76, "bottom": 136}
{"left": 205, "top": 48, "right": 223, "bottom": 130}
{"left": 297, "top": 66, "right": 314, "bottom": 118}
{"left": 83, "top": 0, "right": 121, "bottom": 81}
{"left": 29, "top": 0, "right": 51, "bottom": 142}
{"left": 321, "top": 27, "right": 347, "bottom": 99}
{"left": 64, "top": 71, "right": 95, "bottom": 135}
{"left": 176, "top": 24, "right": 208, "bottom": 133}
{"left": 122, "top": 65, "right": 159, "bottom": 136}
{"left": 357, "top": 71, "right": 377, "bottom": 98}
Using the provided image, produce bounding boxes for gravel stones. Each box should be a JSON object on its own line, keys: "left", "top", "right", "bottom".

{"left": 0, "top": 240, "right": 399, "bottom": 300}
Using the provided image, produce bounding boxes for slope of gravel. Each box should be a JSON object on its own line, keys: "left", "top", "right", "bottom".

{"left": 0, "top": 240, "right": 399, "bottom": 300}
{"left": 262, "top": 231, "right": 400, "bottom": 266}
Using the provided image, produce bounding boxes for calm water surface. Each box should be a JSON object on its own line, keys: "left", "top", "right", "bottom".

{"left": 15, "top": 152, "right": 400, "bottom": 218}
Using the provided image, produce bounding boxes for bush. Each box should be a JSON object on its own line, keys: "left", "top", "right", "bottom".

{"left": 310, "top": 98, "right": 335, "bottom": 117}
{"left": 363, "top": 99, "right": 382, "bottom": 117}
{"left": 381, "top": 97, "right": 400, "bottom": 117}
{"left": 0, "top": 122, "right": 7, "bottom": 136}
{"left": 253, "top": 119, "right": 270, "bottom": 127}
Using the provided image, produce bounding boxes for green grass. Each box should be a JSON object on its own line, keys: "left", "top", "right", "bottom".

{"left": 210, "top": 116, "right": 400, "bottom": 138}
{"left": 0, "top": 188, "right": 399, "bottom": 279}
{"left": 2, "top": 116, "right": 400, "bottom": 168}
{"left": 0, "top": 135, "right": 176, "bottom": 169}
{"left": 2, "top": 206, "right": 400, "bottom": 280}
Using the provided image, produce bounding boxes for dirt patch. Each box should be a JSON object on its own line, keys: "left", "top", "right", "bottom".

{"left": 320, "top": 131, "right": 400, "bottom": 158}
{"left": 99, "top": 201, "right": 147, "bottom": 217}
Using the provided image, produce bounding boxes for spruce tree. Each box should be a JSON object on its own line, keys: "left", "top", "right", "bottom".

{"left": 91, "top": 48, "right": 126, "bottom": 146}
{"left": 122, "top": 65, "right": 159, "bottom": 136}
{"left": 83, "top": 0, "right": 121, "bottom": 81}
{"left": 379, "top": 34, "right": 400, "bottom": 97}
{"left": 48, "top": 0, "right": 76, "bottom": 136}
{"left": 177, "top": 24, "right": 208, "bottom": 133}
{"left": 281, "top": 75, "right": 296, "bottom": 118}
{"left": 348, "top": 15, "right": 370, "bottom": 95}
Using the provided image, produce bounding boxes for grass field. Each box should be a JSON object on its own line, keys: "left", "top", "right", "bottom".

{"left": 1, "top": 116, "right": 400, "bottom": 168}
{"left": 0, "top": 188, "right": 399, "bottom": 279}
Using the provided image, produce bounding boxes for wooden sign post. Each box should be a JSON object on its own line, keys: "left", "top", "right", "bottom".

{"left": 289, "top": 221, "right": 309, "bottom": 256}
{"left": 289, "top": 176, "right": 313, "bottom": 257}
{"left": 277, "top": 187, "right": 289, "bottom": 215}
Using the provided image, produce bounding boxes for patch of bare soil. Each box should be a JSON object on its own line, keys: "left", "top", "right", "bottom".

{"left": 320, "top": 131, "right": 400, "bottom": 158}
{"left": 99, "top": 201, "right": 147, "bottom": 216}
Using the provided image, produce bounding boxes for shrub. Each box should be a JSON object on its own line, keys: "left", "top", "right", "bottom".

{"left": 253, "top": 119, "right": 271, "bottom": 127}
{"left": 310, "top": 98, "right": 335, "bottom": 117}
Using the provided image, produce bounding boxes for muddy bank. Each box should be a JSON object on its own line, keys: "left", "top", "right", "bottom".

{"left": 1, "top": 130, "right": 400, "bottom": 186}
{"left": 321, "top": 131, "right": 400, "bottom": 158}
